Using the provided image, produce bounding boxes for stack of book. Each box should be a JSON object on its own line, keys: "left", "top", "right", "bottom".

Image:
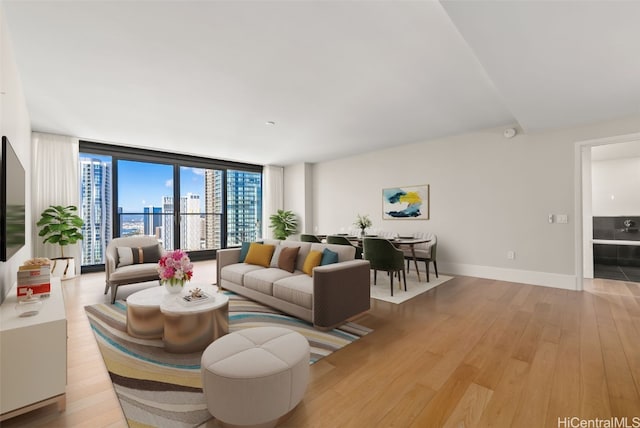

{"left": 17, "top": 265, "right": 51, "bottom": 299}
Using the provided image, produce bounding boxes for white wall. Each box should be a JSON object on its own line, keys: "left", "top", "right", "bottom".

{"left": 309, "top": 115, "right": 640, "bottom": 290}
{"left": 283, "top": 162, "right": 313, "bottom": 234}
{"left": 0, "top": 8, "right": 32, "bottom": 302}
{"left": 592, "top": 157, "right": 640, "bottom": 216}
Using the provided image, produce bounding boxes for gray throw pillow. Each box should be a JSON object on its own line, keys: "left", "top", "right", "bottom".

{"left": 117, "top": 244, "right": 161, "bottom": 268}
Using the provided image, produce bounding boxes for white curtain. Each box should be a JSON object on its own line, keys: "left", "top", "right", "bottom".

{"left": 262, "top": 165, "right": 284, "bottom": 239}
{"left": 32, "top": 132, "right": 80, "bottom": 274}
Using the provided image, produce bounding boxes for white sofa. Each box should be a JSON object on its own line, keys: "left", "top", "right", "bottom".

{"left": 216, "top": 239, "right": 371, "bottom": 329}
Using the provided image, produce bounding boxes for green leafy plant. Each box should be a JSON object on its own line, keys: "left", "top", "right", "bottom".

{"left": 269, "top": 209, "right": 297, "bottom": 240}
{"left": 354, "top": 214, "right": 372, "bottom": 235}
{"left": 37, "top": 205, "right": 84, "bottom": 258}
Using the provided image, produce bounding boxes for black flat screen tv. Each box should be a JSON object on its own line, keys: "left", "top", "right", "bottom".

{"left": 1, "top": 136, "right": 26, "bottom": 261}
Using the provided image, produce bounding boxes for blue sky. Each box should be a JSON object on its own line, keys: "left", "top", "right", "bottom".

{"left": 118, "top": 160, "right": 205, "bottom": 212}
{"left": 81, "top": 155, "right": 205, "bottom": 212}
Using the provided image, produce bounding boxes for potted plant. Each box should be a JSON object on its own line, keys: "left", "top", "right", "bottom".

{"left": 37, "top": 205, "right": 84, "bottom": 279}
{"left": 269, "top": 209, "right": 297, "bottom": 240}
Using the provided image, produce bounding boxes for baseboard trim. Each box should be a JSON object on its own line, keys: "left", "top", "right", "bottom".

{"left": 438, "top": 262, "right": 578, "bottom": 291}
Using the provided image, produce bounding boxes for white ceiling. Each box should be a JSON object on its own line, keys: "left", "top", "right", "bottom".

{"left": 3, "top": 1, "right": 640, "bottom": 166}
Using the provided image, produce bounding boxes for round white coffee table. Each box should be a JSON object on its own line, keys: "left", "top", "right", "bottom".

{"left": 126, "top": 284, "right": 229, "bottom": 353}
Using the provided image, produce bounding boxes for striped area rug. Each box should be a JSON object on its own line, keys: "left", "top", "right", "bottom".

{"left": 85, "top": 292, "right": 372, "bottom": 428}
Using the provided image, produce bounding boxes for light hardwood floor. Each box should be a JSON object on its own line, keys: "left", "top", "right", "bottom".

{"left": 3, "top": 262, "right": 640, "bottom": 427}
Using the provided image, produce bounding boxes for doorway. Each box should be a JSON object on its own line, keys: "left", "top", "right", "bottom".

{"left": 575, "top": 132, "right": 640, "bottom": 290}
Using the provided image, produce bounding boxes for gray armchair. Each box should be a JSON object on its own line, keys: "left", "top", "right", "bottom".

{"left": 104, "top": 235, "right": 165, "bottom": 303}
{"left": 403, "top": 232, "right": 438, "bottom": 282}
{"left": 363, "top": 237, "right": 406, "bottom": 296}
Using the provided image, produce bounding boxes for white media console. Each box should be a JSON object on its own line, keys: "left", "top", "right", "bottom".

{"left": 0, "top": 277, "right": 67, "bottom": 421}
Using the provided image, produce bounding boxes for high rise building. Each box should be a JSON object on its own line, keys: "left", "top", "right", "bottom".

{"left": 162, "top": 196, "right": 174, "bottom": 250}
{"left": 181, "top": 193, "right": 201, "bottom": 250}
{"left": 143, "top": 206, "right": 162, "bottom": 238}
{"left": 205, "top": 170, "right": 222, "bottom": 249}
{"left": 226, "top": 170, "right": 262, "bottom": 246}
{"left": 79, "top": 156, "right": 112, "bottom": 265}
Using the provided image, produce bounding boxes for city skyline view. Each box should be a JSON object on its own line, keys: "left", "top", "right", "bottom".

{"left": 79, "top": 152, "right": 262, "bottom": 266}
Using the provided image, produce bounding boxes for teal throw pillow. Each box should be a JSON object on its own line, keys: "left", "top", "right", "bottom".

{"left": 320, "top": 248, "right": 339, "bottom": 266}
{"left": 239, "top": 242, "right": 252, "bottom": 262}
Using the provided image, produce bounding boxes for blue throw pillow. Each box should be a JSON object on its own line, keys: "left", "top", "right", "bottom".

{"left": 320, "top": 248, "right": 339, "bottom": 266}
{"left": 239, "top": 242, "right": 252, "bottom": 262}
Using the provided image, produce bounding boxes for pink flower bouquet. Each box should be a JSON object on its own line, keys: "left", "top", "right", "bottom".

{"left": 157, "top": 249, "right": 193, "bottom": 286}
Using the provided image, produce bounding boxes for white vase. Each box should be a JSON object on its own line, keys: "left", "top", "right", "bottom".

{"left": 163, "top": 279, "right": 185, "bottom": 294}
{"left": 50, "top": 257, "right": 76, "bottom": 280}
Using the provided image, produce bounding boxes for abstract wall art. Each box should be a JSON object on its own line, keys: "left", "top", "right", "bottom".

{"left": 382, "top": 185, "right": 429, "bottom": 220}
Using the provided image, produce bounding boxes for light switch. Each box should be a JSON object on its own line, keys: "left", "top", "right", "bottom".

{"left": 548, "top": 214, "right": 555, "bottom": 223}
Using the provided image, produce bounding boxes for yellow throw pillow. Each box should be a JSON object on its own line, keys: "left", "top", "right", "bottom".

{"left": 302, "top": 250, "right": 323, "bottom": 276}
{"left": 244, "top": 243, "right": 275, "bottom": 268}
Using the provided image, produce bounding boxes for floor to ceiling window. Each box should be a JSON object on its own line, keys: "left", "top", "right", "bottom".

{"left": 179, "top": 166, "right": 224, "bottom": 251}
{"left": 117, "top": 159, "right": 174, "bottom": 247}
{"left": 79, "top": 142, "right": 262, "bottom": 270}
{"left": 227, "top": 170, "right": 263, "bottom": 246}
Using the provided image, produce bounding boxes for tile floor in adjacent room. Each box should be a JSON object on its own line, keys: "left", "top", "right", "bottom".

{"left": 594, "top": 264, "right": 640, "bottom": 282}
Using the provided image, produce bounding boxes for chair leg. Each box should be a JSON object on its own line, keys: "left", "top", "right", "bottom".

{"left": 104, "top": 281, "right": 110, "bottom": 295}
{"left": 402, "top": 269, "right": 407, "bottom": 291}
{"left": 425, "top": 260, "right": 430, "bottom": 283}
{"left": 110, "top": 285, "right": 118, "bottom": 304}
{"left": 406, "top": 258, "right": 411, "bottom": 273}
{"left": 434, "top": 260, "right": 439, "bottom": 278}
{"left": 374, "top": 270, "right": 377, "bottom": 285}
{"left": 390, "top": 271, "right": 394, "bottom": 297}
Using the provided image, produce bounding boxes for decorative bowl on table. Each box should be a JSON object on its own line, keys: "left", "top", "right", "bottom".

{"left": 15, "top": 298, "right": 43, "bottom": 317}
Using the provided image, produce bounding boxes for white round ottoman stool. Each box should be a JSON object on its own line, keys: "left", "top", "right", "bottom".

{"left": 201, "top": 326, "right": 310, "bottom": 428}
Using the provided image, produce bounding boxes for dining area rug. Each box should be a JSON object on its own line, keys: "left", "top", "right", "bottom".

{"left": 85, "top": 292, "right": 372, "bottom": 428}
{"left": 369, "top": 270, "right": 453, "bottom": 304}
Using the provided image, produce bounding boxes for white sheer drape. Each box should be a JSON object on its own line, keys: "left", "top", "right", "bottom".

{"left": 32, "top": 132, "right": 80, "bottom": 274}
{"left": 262, "top": 165, "right": 284, "bottom": 239}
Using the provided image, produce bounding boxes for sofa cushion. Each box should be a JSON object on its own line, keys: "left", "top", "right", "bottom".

{"left": 245, "top": 243, "right": 276, "bottom": 268}
{"left": 302, "top": 251, "right": 323, "bottom": 276}
{"left": 117, "top": 244, "right": 161, "bottom": 268}
{"left": 273, "top": 275, "right": 314, "bottom": 310}
{"left": 221, "top": 263, "right": 264, "bottom": 285}
{"left": 278, "top": 246, "right": 300, "bottom": 273}
{"left": 320, "top": 248, "right": 339, "bottom": 266}
{"left": 244, "top": 268, "right": 298, "bottom": 295}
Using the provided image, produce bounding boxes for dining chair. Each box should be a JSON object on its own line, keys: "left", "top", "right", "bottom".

{"left": 326, "top": 235, "right": 363, "bottom": 259}
{"left": 403, "top": 232, "right": 438, "bottom": 282}
{"left": 363, "top": 237, "right": 406, "bottom": 296}
{"left": 300, "top": 234, "right": 322, "bottom": 243}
